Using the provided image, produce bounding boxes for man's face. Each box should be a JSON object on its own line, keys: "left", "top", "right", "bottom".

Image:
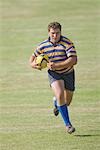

{"left": 48, "top": 28, "right": 61, "bottom": 44}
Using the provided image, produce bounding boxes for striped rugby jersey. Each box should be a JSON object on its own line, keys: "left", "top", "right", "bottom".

{"left": 33, "top": 36, "right": 77, "bottom": 74}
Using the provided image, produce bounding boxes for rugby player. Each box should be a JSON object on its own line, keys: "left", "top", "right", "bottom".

{"left": 29, "top": 22, "right": 77, "bottom": 134}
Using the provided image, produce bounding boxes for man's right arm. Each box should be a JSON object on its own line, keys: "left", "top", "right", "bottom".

{"left": 29, "top": 55, "right": 41, "bottom": 70}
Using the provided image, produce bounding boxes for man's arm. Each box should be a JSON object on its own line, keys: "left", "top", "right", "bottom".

{"left": 29, "top": 55, "right": 41, "bottom": 70}
{"left": 47, "top": 56, "right": 77, "bottom": 71}
{"left": 56, "top": 56, "right": 77, "bottom": 68}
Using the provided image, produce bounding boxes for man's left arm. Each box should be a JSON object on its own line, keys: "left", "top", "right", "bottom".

{"left": 48, "top": 56, "right": 77, "bottom": 70}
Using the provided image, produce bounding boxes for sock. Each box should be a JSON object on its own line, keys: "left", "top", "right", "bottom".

{"left": 54, "top": 99, "right": 57, "bottom": 108}
{"left": 53, "top": 97, "right": 58, "bottom": 109}
{"left": 58, "top": 104, "right": 71, "bottom": 126}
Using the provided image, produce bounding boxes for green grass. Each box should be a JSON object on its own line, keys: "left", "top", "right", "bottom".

{"left": 0, "top": 0, "right": 100, "bottom": 150}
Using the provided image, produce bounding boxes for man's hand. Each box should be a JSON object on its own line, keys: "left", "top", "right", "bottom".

{"left": 30, "top": 58, "right": 41, "bottom": 70}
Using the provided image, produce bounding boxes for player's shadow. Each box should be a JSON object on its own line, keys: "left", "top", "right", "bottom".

{"left": 74, "top": 134, "right": 100, "bottom": 137}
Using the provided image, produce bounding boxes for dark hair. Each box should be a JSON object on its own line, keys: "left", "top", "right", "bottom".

{"left": 48, "top": 22, "right": 61, "bottom": 31}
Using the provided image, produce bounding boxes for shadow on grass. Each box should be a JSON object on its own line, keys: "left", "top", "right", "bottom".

{"left": 74, "top": 134, "right": 100, "bottom": 137}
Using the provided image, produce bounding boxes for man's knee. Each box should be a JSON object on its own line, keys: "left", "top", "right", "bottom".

{"left": 65, "top": 96, "right": 72, "bottom": 106}
{"left": 66, "top": 100, "right": 72, "bottom": 106}
{"left": 65, "top": 91, "right": 73, "bottom": 106}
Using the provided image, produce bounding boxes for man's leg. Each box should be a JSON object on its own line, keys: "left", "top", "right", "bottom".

{"left": 51, "top": 80, "right": 65, "bottom": 106}
{"left": 64, "top": 90, "right": 74, "bottom": 106}
{"left": 53, "top": 90, "right": 73, "bottom": 116}
{"left": 53, "top": 96, "right": 59, "bottom": 116}
{"left": 51, "top": 80, "right": 75, "bottom": 133}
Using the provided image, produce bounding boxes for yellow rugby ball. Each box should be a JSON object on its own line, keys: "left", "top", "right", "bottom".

{"left": 36, "top": 54, "right": 49, "bottom": 69}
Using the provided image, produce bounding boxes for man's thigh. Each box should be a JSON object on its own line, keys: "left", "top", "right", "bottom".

{"left": 51, "top": 80, "right": 65, "bottom": 105}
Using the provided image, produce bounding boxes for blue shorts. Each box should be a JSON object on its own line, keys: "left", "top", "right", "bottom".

{"left": 48, "top": 69, "right": 75, "bottom": 91}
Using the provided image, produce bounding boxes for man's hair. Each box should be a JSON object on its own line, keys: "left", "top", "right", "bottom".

{"left": 48, "top": 22, "right": 62, "bottom": 31}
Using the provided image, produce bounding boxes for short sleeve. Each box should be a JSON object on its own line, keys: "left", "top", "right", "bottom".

{"left": 66, "top": 43, "right": 77, "bottom": 57}
{"left": 32, "top": 46, "right": 42, "bottom": 57}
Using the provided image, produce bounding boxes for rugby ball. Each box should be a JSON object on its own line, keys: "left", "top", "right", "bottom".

{"left": 36, "top": 54, "right": 49, "bottom": 69}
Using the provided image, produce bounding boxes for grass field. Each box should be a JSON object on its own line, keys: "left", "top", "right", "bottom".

{"left": 0, "top": 0, "right": 100, "bottom": 150}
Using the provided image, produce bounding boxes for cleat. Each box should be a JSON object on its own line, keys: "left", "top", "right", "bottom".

{"left": 53, "top": 107, "right": 59, "bottom": 116}
{"left": 66, "top": 125, "right": 75, "bottom": 134}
